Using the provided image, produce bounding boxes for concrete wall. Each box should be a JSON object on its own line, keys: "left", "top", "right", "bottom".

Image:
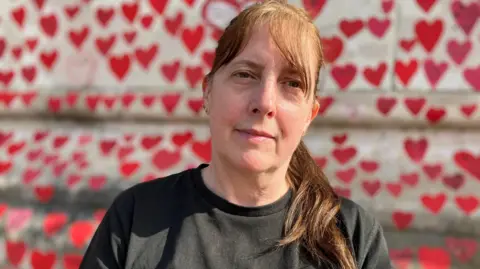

{"left": 0, "top": 0, "right": 479, "bottom": 268}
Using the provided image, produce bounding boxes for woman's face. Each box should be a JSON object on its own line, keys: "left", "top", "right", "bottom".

{"left": 204, "top": 25, "right": 319, "bottom": 172}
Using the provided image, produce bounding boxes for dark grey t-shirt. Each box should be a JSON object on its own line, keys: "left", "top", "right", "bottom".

{"left": 79, "top": 164, "right": 393, "bottom": 269}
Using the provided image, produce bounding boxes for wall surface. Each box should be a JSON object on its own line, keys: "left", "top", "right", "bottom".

{"left": 0, "top": 0, "right": 480, "bottom": 268}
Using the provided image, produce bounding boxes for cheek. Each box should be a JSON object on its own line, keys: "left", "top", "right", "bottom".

{"left": 210, "top": 91, "right": 245, "bottom": 126}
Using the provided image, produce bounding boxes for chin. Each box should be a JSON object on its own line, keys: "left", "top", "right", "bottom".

{"left": 234, "top": 151, "right": 275, "bottom": 172}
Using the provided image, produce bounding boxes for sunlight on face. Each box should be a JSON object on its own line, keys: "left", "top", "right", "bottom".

{"left": 205, "top": 25, "right": 319, "bottom": 173}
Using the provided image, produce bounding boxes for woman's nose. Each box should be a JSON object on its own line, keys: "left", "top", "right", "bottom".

{"left": 249, "top": 79, "right": 277, "bottom": 118}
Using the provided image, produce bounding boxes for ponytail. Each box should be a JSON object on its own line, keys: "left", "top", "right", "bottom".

{"left": 279, "top": 141, "right": 357, "bottom": 269}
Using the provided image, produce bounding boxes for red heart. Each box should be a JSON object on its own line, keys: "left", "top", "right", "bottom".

{"left": 366, "top": 17, "right": 390, "bottom": 38}
{"left": 31, "top": 250, "right": 56, "bottom": 269}
{"left": 187, "top": 98, "right": 204, "bottom": 114}
{"left": 182, "top": 25, "right": 205, "bottom": 54}
{"left": 442, "top": 173, "right": 465, "bottom": 190}
{"left": 358, "top": 160, "right": 379, "bottom": 173}
{"left": 39, "top": 14, "right": 59, "bottom": 38}
{"left": 25, "top": 38, "right": 39, "bottom": 52}
{"left": 331, "top": 133, "right": 347, "bottom": 145}
{"left": 400, "top": 172, "right": 419, "bottom": 187}
{"left": 152, "top": 149, "right": 182, "bottom": 170}
{"left": 382, "top": 0, "right": 394, "bottom": 14}
{"left": 43, "top": 212, "right": 68, "bottom": 237}
{"left": 22, "top": 168, "right": 41, "bottom": 184}
{"left": 202, "top": 50, "right": 215, "bottom": 68}
{"left": 460, "top": 104, "right": 477, "bottom": 118}
{"left": 424, "top": 59, "right": 448, "bottom": 88}
{"left": 109, "top": 54, "right": 131, "bottom": 81}
{"left": 331, "top": 146, "right": 357, "bottom": 165}
{"left": 120, "top": 162, "right": 140, "bottom": 178}
{"left": 404, "top": 137, "right": 428, "bottom": 163}
{"left": 361, "top": 179, "right": 381, "bottom": 197}
{"left": 160, "top": 92, "right": 181, "bottom": 114}
{"left": 302, "top": 0, "right": 326, "bottom": 19}
{"left": 363, "top": 62, "right": 387, "bottom": 87}
{"left": 191, "top": 139, "right": 211, "bottom": 162}
{"left": 376, "top": 96, "right": 397, "bottom": 116}
{"left": 0, "top": 160, "right": 13, "bottom": 175}
{"left": 89, "top": 175, "right": 107, "bottom": 190}
{"left": 317, "top": 96, "right": 334, "bottom": 115}
{"left": 339, "top": 19, "right": 364, "bottom": 38}
{"left": 454, "top": 195, "right": 479, "bottom": 215}
{"left": 66, "top": 174, "right": 82, "bottom": 188}
{"left": 184, "top": 65, "right": 204, "bottom": 89}
{"left": 117, "top": 146, "right": 134, "bottom": 160}
{"left": 149, "top": 0, "right": 169, "bottom": 15}
{"left": 0, "top": 70, "right": 15, "bottom": 87}
{"left": 123, "top": 31, "right": 137, "bottom": 44}
{"left": 53, "top": 135, "right": 69, "bottom": 149}
{"left": 121, "top": 2, "right": 139, "bottom": 24}
{"left": 395, "top": 59, "right": 418, "bottom": 87}
{"left": 418, "top": 247, "right": 451, "bottom": 269}
{"left": 403, "top": 97, "right": 426, "bottom": 116}
{"left": 161, "top": 60, "right": 181, "bottom": 83}
{"left": 11, "top": 7, "right": 26, "bottom": 28}
{"left": 22, "top": 65, "right": 37, "bottom": 84}
{"left": 335, "top": 167, "right": 356, "bottom": 184}
{"left": 314, "top": 157, "right": 327, "bottom": 169}
{"left": 445, "top": 237, "right": 478, "bottom": 263}
{"left": 420, "top": 193, "right": 446, "bottom": 214}
{"left": 321, "top": 36, "right": 343, "bottom": 63}
{"left": 172, "top": 131, "right": 193, "bottom": 147}
{"left": 141, "top": 135, "right": 163, "bottom": 150}
{"left": 121, "top": 92, "right": 135, "bottom": 109}
{"left": 142, "top": 95, "right": 156, "bottom": 108}
{"left": 399, "top": 38, "right": 416, "bottom": 52}
{"left": 96, "top": 7, "right": 115, "bottom": 28}
{"left": 64, "top": 4, "right": 81, "bottom": 19}
{"left": 11, "top": 46, "right": 23, "bottom": 61}
{"left": 416, "top": 0, "right": 437, "bottom": 13}
{"left": 39, "top": 50, "right": 59, "bottom": 71}
{"left": 463, "top": 66, "right": 480, "bottom": 91}
{"left": 390, "top": 248, "right": 413, "bottom": 269}
{"left": 415, "top": 19, "right": 443, "bottom": 53}
{"left": 164, "top": 12, "right": 184, "bottom": 36}
{"left": 99, "top": 139, "right": 117, "bottom": 155}
{"left": 333, "top": 186, "right": 351, "bottom": 197}
{"left": 6, "top": 240, "right": 26, "bottom": 266}
{"left": 386, "top": 183, "right": 402, "bottom": 198}
{"left": 422, "top": 163, "right": 443, "bottom": 180}
{"left": 446, "top": 39, "right": 471, "bottom": 66}
{"left": 425, "top": 106, "right": 446, "bottom": 124}
{"left": 63, "top": 254, "right": 83, "bottom": 269}
{"left": 34, "top": 186, "right": 55, "bottom": 203}
{"left": 69, "top": 26, "right": 90, "bottom": 50}
{"left": 331, "top": 64, "right": 357, "bottom": 90}
{"left": 32, "top": 0, "right": 46, "bottom": 10}
{"left": 451, "top": 1, "right": 480, "bottom": 36}
{"left": 69, "top": 221, "right": 95, "bottom": 248}
{"left": 140, "top": 14, "right": 154, "bottom": 29}
{"left": 135, "top": 43, "right": 159, "bottom": 69}
{"left": 391, "top": 211, "right": 414, "bottom": 230}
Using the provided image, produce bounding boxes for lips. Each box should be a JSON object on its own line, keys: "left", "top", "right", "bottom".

{"left": 236, "top": 128, "right": 275, "bottom": 139}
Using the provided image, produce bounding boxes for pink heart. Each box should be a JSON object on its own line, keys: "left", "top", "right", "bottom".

{"left": 6, "top": 208, "right": 33, "bottom": 233}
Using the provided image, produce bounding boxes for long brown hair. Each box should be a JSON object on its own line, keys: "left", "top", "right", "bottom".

{"left": 205, "top": 1, "right": 357, "bottom": 268}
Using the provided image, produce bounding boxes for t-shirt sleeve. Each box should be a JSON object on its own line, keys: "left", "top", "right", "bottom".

{"left": 359, "top": 220, "right": 393, "bottom": 269}
{"left": 79, "top": 189, "right": 134, "bottom": 269}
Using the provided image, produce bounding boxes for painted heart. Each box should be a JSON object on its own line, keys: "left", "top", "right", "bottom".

{"left": 69, "top": 221, "right": 95, "bottom": 248}
{"left": 425, "top": 106, "right": 446, "bottom": 124}
{"left": 445, "top": 237, "right": 478, "bottom": 263}
{"left": 149, "top": 0, "right": 169, "bottom": 15}
{"left": 391, "top": 211, "right": 414, "bottom": 230}
{"left": 121, "top": 2, "right": 139, "bottom": 24}
{"left": 358, "top": 160, "right": 379, "bottom": 173}
{"left": 399, "top": 38, "right": 416, "bottom": 52}
{"left": 415, "top": 19, "right": 443, "bottom": 53}
{"left": 382, "top": 0, "right": 394, "bottom": 14}
{"left": 418, "top": 247, "right": 451, "bottom": 269}
{"left": 191, "top": 139, "right": 211, "bottom": 162}
{"left": 361, "top": 179, "right": 381, "bottom": 197}
{"left": 330, "top": 64, "right": 357, "bottom": 90}
{"left": 89, "top": 175, "right": 107, "bottom": 190}
{"left": 302, "top": 0, "right": 326, "bottom": 19}
{"left": 96, "top": 7, "right": 114, "bottom": 28}
{"left": 442, "top": 173, "right": 465, "bottom": 190}
{"left": 43, "top": 212, "right": 68, "bottom": 237}
{"left": 68, "top": 26, "right": 90, "bottom": 50}
{"left": 39, "top": 14, "right": 59, "bottom": 38}
{"left": 451, "top": 1, "right": 479, "bottom": 36}
{"left": 389, "top": 248, "right": 413, "bottom": 269}
{"left": 6, "top": 240, "right": 26, "bottom": 266}
{"left": 64, "top": 4, "right": 81, "bottom": 19}
{"left": 420, "top": 193, "right": 446, "bottom": 214}
{"left": 331, "top": 146, "right": 357, "bottom": 165}
{"left": 331, "top": 133, "right": 347, "bottom": 145}
{"left": 376, "top": 96, "right": 396, "bottom": 116}
{"left": 335, "top": 167, "right": 356, "bottom": 184}
{"left": 339, "top": 19, "right": 364, "bottom": 38}
{"left": 63, "top": 254, "right": 83, "bottom": 269}
{"left": 416, "top": 0, "right": 437, "bottom": 13}
{"left": 34, "top": 186, "right": 55, "bottom": 203}
{"left": 366, "top": 17, "right": 390, "bottom": 38}
{"left": 187, "top": 97, "right": 204, "bottom": 114}
{"left": 11, "top": 7, "right": 26, "bottom": 28}
{"left": 135, "top": 43, "right": 159, "bottom": 70}
{"left": 31, "top": 250, "right": 56, "bottom": 269}
{"left": 320, "top": 36, "right": 343, "bottom": 63}
{"left": 422, "top": 163, "right": 443, "bottom": 180}
{"left": 22, "top": 168, "right": 41, "bottom": 184}
{"left": 424, "top": 58, "right": 448, "bottom": 88}
{"left": 109, "top": 54, "right": 131, "bottom": 81}
{"left": 120, "top": 162, "right": 140, "bottom": 178}
{"left": 363, "top": 63, "right": 387, "bottom": 87}
{"left": 386, "top": 183, "right": 402, "bottom": 198}
{"left": 182, "top": 25, "right": 205, "bottom": 54}
{"left": 460, "top": 104, "right": 477, "bottom": 118}
{"left": 403, "top": 97, "right": 426, "bottom": 116}
{"left": 314, "top": 156, "right": 327, "bottom": 169}
{"left": 141, "top": 135, "right": 163, "bottom": 150}
{"left": 447, "top": 39, "right": 471, "bottom": 66}
{"left": 395, "top": 59, "right": 418, "bottom": 87}
{"left": 39, "top": 49, "right": 59, "bottom": 71}
{"left": 454, "top": 195, "right": 479, "bottom": 215}
{"left": 463, "top": 66, "right": 480, "bottom": 91}
{"left": 171, "top": 131, "right": 193, "bottom": 147}
{"left": 333, "top": 186, "right": 351, "bottom": 198}
{"left": 160, "top": 92, "right": 181, "bottom": 114}
{"left": 400, "top": 172, "right": 419, "bottom": 187}
{"left": 164, "top": 11, "right": 184, "bottom": 36}
{"left": 152, "top": 149, "right": 182, "bottom": 170}
{"left": 318, "top": 96, "right": 334, "bottom": 115}
{"left": 185, "top": 65, "right": 204, "bottom": 89}
{"left": 6, "top": 208, "right": 32, "bottom": 233}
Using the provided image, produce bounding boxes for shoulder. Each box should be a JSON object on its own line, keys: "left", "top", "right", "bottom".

{"left": 337, "top": 197, "right": 380, "bottom": 234}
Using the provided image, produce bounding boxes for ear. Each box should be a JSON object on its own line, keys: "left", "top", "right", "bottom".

{"left": 302, "top": 98, "right": 320, "bottom": 135}
{"left": 202, "top": 76, "right": 211, "bottom": 112}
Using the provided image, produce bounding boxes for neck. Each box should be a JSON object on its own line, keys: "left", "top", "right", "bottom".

{"left": 202, "top": 155, "right": 290, "bottom": 207}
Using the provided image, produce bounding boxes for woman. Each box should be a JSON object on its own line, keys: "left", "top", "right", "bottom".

{"left": 79, "top": 1, "right": 392, "bottom": 268}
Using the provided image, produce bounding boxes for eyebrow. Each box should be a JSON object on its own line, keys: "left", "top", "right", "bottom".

{"left": 230, "top": 59, "right": 301, "bottom": 76}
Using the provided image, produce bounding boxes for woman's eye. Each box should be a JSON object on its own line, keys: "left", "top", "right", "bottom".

{"left": 287, "top": 81, "right": 301, "bottom": 88}
{"left": 234, "top": 72, "right": 252, "bottom": 79}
